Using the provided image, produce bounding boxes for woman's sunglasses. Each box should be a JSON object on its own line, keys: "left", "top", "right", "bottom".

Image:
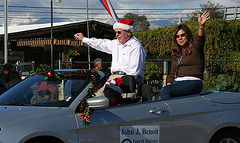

{"left": 176, "top": 33, "right": 186, "bottom": 38}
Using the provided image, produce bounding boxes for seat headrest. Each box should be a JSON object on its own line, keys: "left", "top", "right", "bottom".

{"left": 121, "top": 75, "right": 136, "bottom": 93}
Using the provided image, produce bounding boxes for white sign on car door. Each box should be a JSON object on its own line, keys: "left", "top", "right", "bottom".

{"left": 120, "top": 126, "right": 160, "bottom": 143}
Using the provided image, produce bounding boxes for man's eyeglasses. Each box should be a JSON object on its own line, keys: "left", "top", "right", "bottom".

{"left": 176, "top": 33, "right": 186, "bottom": 38}
{"left": 115, "top": 31, "right": 122, "bottom": 34}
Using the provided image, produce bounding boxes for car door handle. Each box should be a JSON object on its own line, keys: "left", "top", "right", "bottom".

{"left": 149, "top": 108, "right": 166, "bottom": 114}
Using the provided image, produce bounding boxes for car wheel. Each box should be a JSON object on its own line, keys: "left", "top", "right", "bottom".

{"left": 25, "top": 136, "right": 64, "bottom": 143}
{"left": 210, "top": 130, "right": 240, "bottom": 143}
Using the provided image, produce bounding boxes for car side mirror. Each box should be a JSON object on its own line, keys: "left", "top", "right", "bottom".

{"left": 87, "top": 97, "right": 109, "bottom": 109}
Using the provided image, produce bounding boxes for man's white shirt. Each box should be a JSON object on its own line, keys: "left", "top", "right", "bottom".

{"left": 82, "top": 36, "right": 146, "bottom": 78}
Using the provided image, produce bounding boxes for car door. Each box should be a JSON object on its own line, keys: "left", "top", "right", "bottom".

{"left": 164, "top": 95, "right": 215, "bottom": 143}
{"left": 75, "top": 100, "right": 173, "bottom": 143}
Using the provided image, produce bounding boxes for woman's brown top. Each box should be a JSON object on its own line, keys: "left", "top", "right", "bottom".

{"left": 167, "top": 35, "right": 205, "bottom": 83}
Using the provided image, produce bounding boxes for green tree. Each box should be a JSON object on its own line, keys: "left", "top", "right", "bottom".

{"left": 189, "top": 0, "right": 225, "bottom": 21}
{"left": 122, "top": 13, "right": 150, "bottom": 32}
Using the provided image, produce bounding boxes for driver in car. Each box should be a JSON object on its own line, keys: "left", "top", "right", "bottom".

{"left": 38, "top": 90, "right": 51, "bottom": 103}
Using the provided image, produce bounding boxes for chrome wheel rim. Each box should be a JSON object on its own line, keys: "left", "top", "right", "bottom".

{"left": 220, "top": 138, "right": 238, "bottom": 143}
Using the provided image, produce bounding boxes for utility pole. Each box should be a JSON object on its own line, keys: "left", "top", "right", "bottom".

{"left": 50, "top": 0, "right": 61, "bottom": 68}
{"left": 87, "top": 0, "right": 91, "bottom": 69}
{"left": 4, "top": 0, "right": 8, "bottom": 64}
{"left": 51, "top": 0, "right": 54, "bottom": 68}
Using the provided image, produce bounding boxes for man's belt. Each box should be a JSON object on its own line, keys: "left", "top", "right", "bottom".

{"left": 112, "top": 71, "right": 143, "bottom": 79}
{"left": 112, "top": 71, "right": 126, "bottom": 75}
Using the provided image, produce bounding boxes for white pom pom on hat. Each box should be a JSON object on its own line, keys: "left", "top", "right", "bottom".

{"left": 113, "top": 19, "right": 134, "bottom": 32}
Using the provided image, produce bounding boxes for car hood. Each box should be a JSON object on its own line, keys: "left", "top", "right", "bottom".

{"left": 204, "top": 91, "right": 240, "bottom": 104}
{"left": 0, "top": 106, "right": 60, "bottom": 125}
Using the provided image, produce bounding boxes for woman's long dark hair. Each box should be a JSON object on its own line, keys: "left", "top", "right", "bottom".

{"left": 172, "top": 24, "right": 194, "bottom": 60}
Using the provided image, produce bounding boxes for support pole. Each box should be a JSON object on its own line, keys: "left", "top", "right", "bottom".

{"left": 51, "top": 0, "right": 54, "bottom": 68}
{"left": 4, "top": 0, "right": 8, "bottom": 64}
{"left": 87, "top": 0, "right": 90, "bottom": 69}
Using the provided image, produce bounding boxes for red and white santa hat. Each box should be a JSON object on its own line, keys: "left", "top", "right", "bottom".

{"left": 113, "top": 19, "right": 134, "bottom": 32}
{"left": 105, "top": 78, "right": 123, "bottom": 94}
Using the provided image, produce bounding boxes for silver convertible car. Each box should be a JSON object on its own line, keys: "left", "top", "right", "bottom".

{"left": 0, "top": 66, "right": 240, "bottom": 143}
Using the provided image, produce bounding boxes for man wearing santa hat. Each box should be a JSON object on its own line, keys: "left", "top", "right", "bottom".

{"left": 74, "top": 19, "right": 147, "bottom": 97}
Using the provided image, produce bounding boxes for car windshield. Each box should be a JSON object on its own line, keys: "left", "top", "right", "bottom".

{"left": 0, "top": 74, "right": 90, "bottom": 107}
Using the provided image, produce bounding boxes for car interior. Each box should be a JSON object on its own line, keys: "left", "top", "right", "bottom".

{"left": 100, "top": 74, "right": 214, "bottom": 107}
{"left": 102, "top": 75, "right": 154, "bottom": 106}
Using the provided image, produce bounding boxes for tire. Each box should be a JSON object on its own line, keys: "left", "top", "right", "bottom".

{"left": 25, "top": 136, "right": 64, "bottom": 143}
{"left": 210, "top": 130, "right": 240, "bottom": 143}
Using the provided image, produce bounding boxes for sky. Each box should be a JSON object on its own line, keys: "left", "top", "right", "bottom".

{"left": 0, "top": 0, "right": 239, "bottom": 26}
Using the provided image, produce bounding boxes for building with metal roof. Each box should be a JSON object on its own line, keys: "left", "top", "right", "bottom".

{"left": 0, "top": 20, "right": 115, "bottom": 69}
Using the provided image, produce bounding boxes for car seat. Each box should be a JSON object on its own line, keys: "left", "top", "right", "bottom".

{"left": 140, "top": 83, "right": 153, "bottom": 101}
{"left": 121, "top": 75, "right": 154, "bottom": 102}
{"left": 120, "top": 75, "right": 142, "bottom": 104}
{"left": 121, "top": 75, "right": 136, "bottom": 94}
